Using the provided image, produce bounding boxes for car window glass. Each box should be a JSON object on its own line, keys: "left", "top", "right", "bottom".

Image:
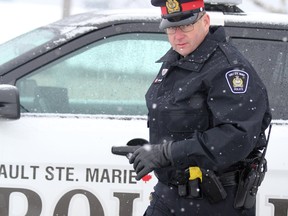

{"left": 231, "top": 38, "right": 288, "bottom": 120}
{"left": 16, "top": 33, "right": 170, "bottom": 116}
{"left": 0, "top": 29, "right": 56, "bottom": 65}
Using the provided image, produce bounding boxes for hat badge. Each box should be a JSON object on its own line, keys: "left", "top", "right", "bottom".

{"left": 166, "top": 0, "right": 181, "bottom": 14}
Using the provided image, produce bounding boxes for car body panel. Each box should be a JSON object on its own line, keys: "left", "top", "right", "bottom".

{"left": 0, "top": 114, "right": 152, "bottom": 215}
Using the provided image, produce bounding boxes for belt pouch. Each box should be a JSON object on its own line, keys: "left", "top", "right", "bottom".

{"left": 187, "top": 179, "right": 201, "bottom": 198}
{"left": 178, "top": 184, "right": 188, "bottom": 197}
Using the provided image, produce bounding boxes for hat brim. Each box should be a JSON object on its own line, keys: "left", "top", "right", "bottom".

{"left": 159, "top": 13, "right": 199, "bottom": 30}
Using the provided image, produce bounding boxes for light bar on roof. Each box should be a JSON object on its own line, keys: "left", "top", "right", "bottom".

{"left": 204, "top": 0, "right": 242, "bottom": 5}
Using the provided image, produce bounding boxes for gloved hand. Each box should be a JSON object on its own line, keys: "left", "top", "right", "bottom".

{"left": 129, "top": 143, "right": 172, "bottom": 180}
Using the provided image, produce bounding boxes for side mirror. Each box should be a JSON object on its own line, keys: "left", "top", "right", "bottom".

{"left": 0, "top": 84, "right": 20, "bottom": 120}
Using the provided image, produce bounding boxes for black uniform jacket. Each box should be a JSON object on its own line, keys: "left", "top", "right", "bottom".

{"left": 145, "top": 26, "right": 272, "bottom": 184}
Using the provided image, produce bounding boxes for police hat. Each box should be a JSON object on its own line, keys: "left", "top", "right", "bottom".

{"left": 151, "top": 0, "right": 205, "bottom": 30}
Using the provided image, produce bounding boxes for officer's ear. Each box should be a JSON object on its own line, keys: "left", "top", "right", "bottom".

{"left": 202, "top": 13, "right": 210, "bottom": 31}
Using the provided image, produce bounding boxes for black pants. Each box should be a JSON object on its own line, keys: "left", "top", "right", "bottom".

{"left": 143, "top": 181, "right": 255, "bottom": 216}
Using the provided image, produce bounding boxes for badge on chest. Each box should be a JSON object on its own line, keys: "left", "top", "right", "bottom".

{"left": 154, "top": 68, "right": 169, "bottom": 83}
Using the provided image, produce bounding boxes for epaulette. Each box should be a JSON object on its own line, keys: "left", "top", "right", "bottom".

{"left": 218, "top": 42, "right": 242, "bottom": 66}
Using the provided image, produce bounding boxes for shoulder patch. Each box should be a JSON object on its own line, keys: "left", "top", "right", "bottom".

{"left": 225, "top": 70, "right": 249, "bottom": 94}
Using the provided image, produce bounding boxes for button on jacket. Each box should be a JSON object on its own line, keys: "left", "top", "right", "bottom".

{"left": 145, "top": 26, "right": 272, "bottom": 183}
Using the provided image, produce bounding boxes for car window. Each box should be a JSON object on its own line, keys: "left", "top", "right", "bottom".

{"left": 16, "top": 33, "right": 170, "bottom": 116}
{"left": 231, "top": 38, "right": 288, "bottom": 120}
{"left": 0, "top": 29, "right": 56, "bottom": 65}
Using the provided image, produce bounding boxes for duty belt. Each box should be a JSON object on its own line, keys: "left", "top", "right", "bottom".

{"left": 169, "top": 167, "right": 239, "bottom": 187}
{"left": 219, "top": 170, "right": 239, "bottom": 186}
{"left": 167, "top": 167, "right": 239, "bottom": 202}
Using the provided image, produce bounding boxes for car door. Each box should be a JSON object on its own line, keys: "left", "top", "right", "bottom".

{"left": 226, "top": 24, "right": 288, "bottom": 216}
{"left": 0, "top": 23, "right": 170, "bottom": 215}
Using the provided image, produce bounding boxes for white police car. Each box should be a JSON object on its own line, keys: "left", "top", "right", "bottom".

{"left": 0, "top": 1, "right": 288, "bottom": 215}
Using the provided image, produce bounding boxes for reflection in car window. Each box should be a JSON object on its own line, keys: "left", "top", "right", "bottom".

{"left": 0, "top": 29, "right": 56, "bottom": 65}
{"left": 16, "top": 33, "right": 170, "bottom": 116}
{"left": 231, "top": 39, "right": 288, "bottom": 120}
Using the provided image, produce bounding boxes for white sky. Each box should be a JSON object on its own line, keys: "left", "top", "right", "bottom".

{"left": 0, "top": 0, "right": 286, "bottom": 44}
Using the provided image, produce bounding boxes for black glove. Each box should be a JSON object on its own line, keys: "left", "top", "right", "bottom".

{"left": 129, "top": 143, "right": 172, "bottom": 180}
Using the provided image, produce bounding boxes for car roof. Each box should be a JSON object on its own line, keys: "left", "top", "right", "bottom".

{"left": 48, "top": 9, "right": 160, "bottom": 29}
{"left": 49, "top": 0, "right": 245, "bottom": 28}
{"left": 49, "top": 8, "right": 288, "bottom": 30}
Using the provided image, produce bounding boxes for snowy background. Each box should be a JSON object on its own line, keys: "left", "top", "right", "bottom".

{"left": 0, "top": 0, "right": 288, "bottom": 44}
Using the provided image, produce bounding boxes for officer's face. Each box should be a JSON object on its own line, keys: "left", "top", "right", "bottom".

{"left": 167, "top": 13, "right": 210, "bottom": 57}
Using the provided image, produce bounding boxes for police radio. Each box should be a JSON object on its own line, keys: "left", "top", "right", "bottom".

{"left": 234, "top": 124, "right": 272, "bottom": 209}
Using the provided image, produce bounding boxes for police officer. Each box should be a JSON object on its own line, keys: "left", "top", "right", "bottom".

{"left": 127, "top": 0, "right": 272, "bottom": 215}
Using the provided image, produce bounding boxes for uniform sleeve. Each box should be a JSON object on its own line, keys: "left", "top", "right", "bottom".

{"left": 170, "top": 67, "right": 271, "bottom": 171}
